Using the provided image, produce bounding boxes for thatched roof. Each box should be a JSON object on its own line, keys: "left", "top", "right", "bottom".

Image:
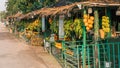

{"left": 7, "top": 12, "right": 23, "bottom": 20}
{"left": 10, "top": 1, "right": 120, "bottom": 20}
{"left": 84, "top": 0, "right": 120, "bottom": 3}
{"left": 13, "top": 12, "right": 23, "bottom": 18}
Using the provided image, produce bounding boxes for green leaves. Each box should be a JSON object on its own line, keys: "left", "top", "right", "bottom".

{"left": 50, "top": 20, "right": 58, "bottom": 34}
{"left": 6, "top": 0, "right": 57, "bottom": 15}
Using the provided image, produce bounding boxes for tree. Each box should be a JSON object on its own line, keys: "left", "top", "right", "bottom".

{"left": 6, "top": 0, "right": 80, "bottom": 16}
{"left": 6, "top": 0, "right": 19, "bottom": 15}
{"left": 18, "top": 0, "right": 42, "bottom": 13}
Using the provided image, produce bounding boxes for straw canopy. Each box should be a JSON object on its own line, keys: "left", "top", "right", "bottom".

{"left": 8, "top": 1, "right": 120, "bottom": 20}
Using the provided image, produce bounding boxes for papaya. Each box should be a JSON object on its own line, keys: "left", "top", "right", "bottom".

{"left": 99, "top": 29, "right": 105, "bottom": 39}
{"left": 83, "top": 14, "right": 88, "bottom": 19}
{"left": 90, "top": 16, "right": 94, "bottom": 21}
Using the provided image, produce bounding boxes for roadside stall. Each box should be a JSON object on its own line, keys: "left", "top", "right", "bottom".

{"left": 7, "top": 11, "right": 44, "bottom": 46}
{"left": 36, "top": 1, "right": 120, "bottom": 68}
{"left": 6, "top": 1, "right": 120, "bottom": 68}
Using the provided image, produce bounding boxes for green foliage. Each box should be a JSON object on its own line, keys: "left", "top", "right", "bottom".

{"left": 50, "top": 20, "right": 59, "bottom": 34}
{"left": 0, "top": 11, "right": 7, "bottom": 19}
{"left": 6, "top": 0, "right": 81, "bottom": 16}
{"left": 18, "top": 0, "right": 42, "bottom": 13}
{"left": 6, "top": 0, "right": 57, "bottom": 15}
{"left": 6, "top": 0, "right": 19, "bottom": 15}
{"left": 15, "top": 21, "right": 28, "bottom": 32}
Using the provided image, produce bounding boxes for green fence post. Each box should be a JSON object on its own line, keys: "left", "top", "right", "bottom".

{"left": 103, "top": 43, "right": 106, "bottom": 68}
{"left": 93, "top": 45, "right": 96, "bottom": 68}
{"left": 62, "top": 41, "right": 66, "bottom": 67}
{"left": 107, "top": 43, "right": 111, "bottom": 63}
{"left": 106, "top": 8, "right": 111, "bottom": 38}
{"left": 61, "top": 41, "right": 64, "bottom": 60}
{"left": 82, "top": 26, "right": 86, "bottom": 68}
{"left": 113, "top": 43, "right": 116, "bottom": 68}
{"left": 77, "top": 44, "right": 80, "bottom": 68}
{"left": 98, "top": 44, "right": 101, "bottom": 68}
{"left": 87, "top": 44, "right": 90, "bottom": 68}
{"left": 118, "top": 43, "right": 120, "bottom": 68}
{"left": 82, "top": 9, "right": 87, "bottom": 68}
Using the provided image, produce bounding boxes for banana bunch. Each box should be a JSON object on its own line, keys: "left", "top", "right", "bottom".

{"left": 64, "top": 20, "right": 72, "bottom": 39}
{"left": 27, "top": 19, "right": 41, "bottom": 31}
{"left": 83, "top": 14, "right": 94, "bottom": 31}
{"left": 102, "top": 16, "right": 110, "bottom": 33}
{"left": 73, "top": 18, "right": 83, "bottom": 38}
{"left": 64, "top": 18, "right": 83, "bottom": 40}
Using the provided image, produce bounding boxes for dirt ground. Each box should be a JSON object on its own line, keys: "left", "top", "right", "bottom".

{"left": 0, "top": 22, "right": 61, "bottom": 68}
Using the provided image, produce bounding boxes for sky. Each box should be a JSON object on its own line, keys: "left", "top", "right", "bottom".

{"left": 0, "top": 0, "right": 7, "bottom": 11}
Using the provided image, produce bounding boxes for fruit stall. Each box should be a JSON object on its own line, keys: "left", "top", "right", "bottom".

{"left": 7, "top": 11, "right": 44, "bottom": 46}
{"left": 6, "top": 1, "right": 120, "bottom": 68}
{"left": 36, "top": 2, "right": 120, "bottom": 68}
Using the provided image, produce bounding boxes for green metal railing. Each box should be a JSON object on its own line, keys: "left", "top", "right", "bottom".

{"left": 97, "top": 42, "right": 120, "bottom": 68}
{"left": 63, "top": 41, "right": 82, "bottom": 68}
{"left": 62, "top": 41, "right": 120, "bottom": 68}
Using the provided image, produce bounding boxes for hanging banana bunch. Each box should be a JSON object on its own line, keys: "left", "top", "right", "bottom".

{"left": 73, "top": 18, "right": 83, "bottom": 39}
{"left": 64, "top": 20, "right": 72, "bottom": 39}
{"left": 64, "top": 18, "right": 83, "bottom": 40}
{"left": 102, "top": 16, "right": 110, "bottom": 33}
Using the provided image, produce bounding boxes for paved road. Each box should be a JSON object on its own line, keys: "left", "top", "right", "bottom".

{"left": 0, "top": 23, "right": 61, "bottom": 68}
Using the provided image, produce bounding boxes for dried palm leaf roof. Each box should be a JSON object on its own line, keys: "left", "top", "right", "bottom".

{"left": 13, "top": 12, "right": 23, "bottom": 18}
{"left": 8, "top": 12, "right": 23, "bottom": 19}
{"left": 12, "top": 1, "right": 120, "bottom": 20}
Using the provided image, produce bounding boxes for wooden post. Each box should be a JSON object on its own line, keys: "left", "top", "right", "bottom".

{"left": 94, "top": 9, "right": 99, "bottom": 68}
{"left": 94, "top": 10, "right": 99, "bottom": 43}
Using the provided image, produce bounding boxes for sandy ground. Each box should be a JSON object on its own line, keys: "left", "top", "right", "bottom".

{"left": 0, "top": 22, "right": 61, "bottom": 68}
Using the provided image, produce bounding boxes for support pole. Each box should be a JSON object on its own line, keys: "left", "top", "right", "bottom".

{"left": 94, "top": 9, "right": 99, "bottom": 68}
{"left": 94, "top": 9, "right": 99, "bottom": 44}
{"left": 106, "top": 8, "right": 111, "bottom": 38}
{"left": 42, "top": 16, "right": 46, "bottom": 38}
{"left": 82, "top": 10, "right": 87, "bottom": 68}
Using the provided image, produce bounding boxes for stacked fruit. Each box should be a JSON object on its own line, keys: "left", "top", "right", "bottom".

{"left": 83, "top": 14, "right": 94, "bottom": 31}
{"left": 30, "top": 35, "right": 43, "bottom": 46}
{"left": 102, "top": 16, "right": 110, "bottom": 33}
{"left": 23, "top": 19, "right": 41, "bottom": 40}
{"left": 27, "top": 19, "right": 41, "bottom": 31}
